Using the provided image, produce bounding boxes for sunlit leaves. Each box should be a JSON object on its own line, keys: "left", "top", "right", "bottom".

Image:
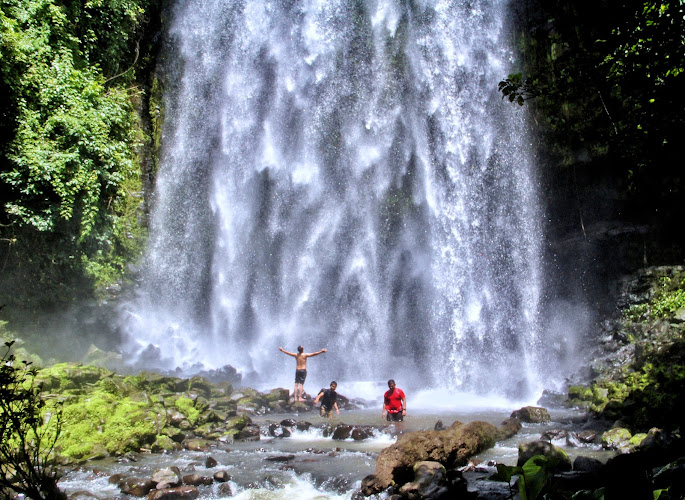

{"left": 0, "top": 0, "right": 145, "bottom": 242}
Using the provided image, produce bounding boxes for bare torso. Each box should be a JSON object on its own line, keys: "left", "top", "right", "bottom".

{"left": 295, "top": 352, "right": 307, "bottom": 370}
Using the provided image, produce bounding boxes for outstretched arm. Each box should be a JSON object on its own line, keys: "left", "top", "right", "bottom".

{"left": 306, "top": 348, "right": 327, "bottom": 357}
{"left": 279, "top": 347, "right": 296, "bottom": 357}
{"left": 334, "top": 402, "right": 340, "bottom": 414}
{"left": 314, "top": 390, "right": 324, "bottom": 404}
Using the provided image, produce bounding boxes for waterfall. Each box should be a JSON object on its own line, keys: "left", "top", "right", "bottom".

{"left": 122, "top": 0, "right": 550, "bottom": 398}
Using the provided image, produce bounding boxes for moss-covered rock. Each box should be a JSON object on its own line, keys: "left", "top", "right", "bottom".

{"left": 58, "top": 392, "right": 158, "bottom": 459}
{"left": 601, "top": 427, "right": 632, "bottom": 450}
{"left": 36, "top": 363, "right": 113, "bottom": 394}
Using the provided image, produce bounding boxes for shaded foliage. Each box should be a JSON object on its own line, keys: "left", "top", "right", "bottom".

{"left": 501, "top": 0, "right": 685, "bottom": 207}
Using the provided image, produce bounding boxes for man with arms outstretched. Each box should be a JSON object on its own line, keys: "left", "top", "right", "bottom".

{"left": 278, "top": 345, "right": 327, "bottom": 401}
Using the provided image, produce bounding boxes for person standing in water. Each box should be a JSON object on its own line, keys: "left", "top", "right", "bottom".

{"left": 382, "top": 379, "right": 406, "bottom": 421}
{"left": 278, "top": 345, "right": 327, "bottom": 401}
{"left": 314, "top": 381, "right": 340, "bottom": 418}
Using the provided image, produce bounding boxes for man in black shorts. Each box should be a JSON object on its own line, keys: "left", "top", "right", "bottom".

{"left": 278, "top": 345, "right": 327, "bottom": 401}
{"left": 314, "top": 381, "right": 340, "bottom": 418}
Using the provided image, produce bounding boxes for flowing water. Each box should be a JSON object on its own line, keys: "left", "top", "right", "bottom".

{"left": 57, "top": 403, "right": 614, "bottom": 499}
{"left": 120, "top": 0, "right": 571, "bottom": 401}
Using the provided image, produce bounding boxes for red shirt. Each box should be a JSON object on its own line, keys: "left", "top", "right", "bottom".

{"left": 384, "top": 388, "right": 405, "bottom": 413}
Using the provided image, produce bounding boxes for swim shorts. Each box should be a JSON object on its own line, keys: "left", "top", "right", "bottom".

{"left": 386, "top": 412, "right": 404, "bottom": 422}
{"left": 295, "top": 369, "right": 307, "bottom": 384}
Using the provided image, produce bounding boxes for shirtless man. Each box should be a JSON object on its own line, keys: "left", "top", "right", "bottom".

{"left": 278, "top": 345, "right": 327, "bottom": 401}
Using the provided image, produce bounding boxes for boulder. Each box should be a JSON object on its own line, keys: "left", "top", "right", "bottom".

{"left": 235, "top": 423, "right": 261, "bottom": 441}
{"left": 332, "top": 424, "right": 353, "bottom": 440}
{"left": 396, "top": 461, "right": 470, "bottom": 499}
{"left": 147, "top": 486, "right": 200, "bottom": 499}
{"left": 213, "top": 470, "right": 231, "bottom": 482}
{"left": 204, "top": 456, "right": 218, "bottom": 468}
{"left": 601, "top": 427, "right": 632, "bottom": 450}
{"left": 120, "top": 477, "right": 155, "bottom": 496}
{"left": 182, "top": 474, "right": 213, "bottom": 486}
{"left": 151, "top": 467, "right": 182, "bottom": 488}
{"left": 351, "top": 426, "right": 374, "bottom": 441}
{"left": 517, "top": 441, "right": 571, "bottom": 471}
{"left": 268, "top": 423, "right": 291, "bottom": 438}
{"left": 361, "top": 420, "right": 503, "bottom": 496}
{"left": 217, "top": 483, "right": 233, "bottom": 496}
{"left": 573, "top": 456, "right": 604, "bottom": 473}
{"left": 296, "top": 421, "right": 312, "bottom": 431}
{"left": 510, "top": 406, "right": 551, "bottom": 423}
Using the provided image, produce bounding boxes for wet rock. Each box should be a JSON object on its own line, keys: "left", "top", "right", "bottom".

{"left": 120, "top": 477, "right": 155, "bottom": 496}
{"left": 182, "top": 474, "right": 213, "bottom": 486}
{"left": 268, "top": 423, "right": 291, "bottom": 438}
{"left": 517, "top": 441, "right": 571, "bottom": 471}
{"left": 510, "top": 406, "right": 551, "bottom": 423}
{"left": 541, "top": 429, "right": 568, "bottom": 442}
{"left": 235, "top": 423, "right": 261, "bottom": 441}
{"left": 213, "top": 470, "right": 231, "bottom": 482}
{"left": 182, "top": 438, "right": 210, "bottom": 451}
{"left": 151, "top": 467, "right": 182, "bottom": 487}
{"left": 147, "top": 485, "right": 200, "bottom": 499}
{"left": 575, "top": 430, "right": 598, "bottom": 444}
{"left": 217, "top": 483, "right": 233, "bottom": 496}
{"left": 69, "top": 491, "right": 103, "bottom": 500}
{"left": 573, "top": 456, "right": 604, "bottom": 473}
{"left": 266, "top": 388, "right": 290, "bottom": 402}
{"left": 397, "top": 461, "right": 471, "bottom": 500}
{"left": 497, "top": 418, "right": 522, "bottom": 440}
{"left": 601, "top": 427, "right": 632, "bottom": 450}
{"left": 264, "top": 454, "right": 295, "bottom": 462}
{"left": 351, "top": 426, "right": 374, "bottom": 441}
{"left": 204, "top": 456, "right": 218, "bottom": 468}
{"left": 109, "top": 473, "right": 125, "bottom": 484}
{"left": 537, "top": 389, "right": 566, "bottom": 407}
{"left": 332, "top": 424, "right": 353, "bottom": 440}
{"left": 361, "top": 420, "right": 504, "bottom": 495}
{"left": 280, "top": 418, "right": 297, "bottom": 427}
{"left": 296, "top": 421, "right": 312, "bottom": 431}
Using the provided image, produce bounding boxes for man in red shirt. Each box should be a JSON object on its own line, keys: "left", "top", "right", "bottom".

{"left": 382, "top": 379, "right": 406, "bottom": 421}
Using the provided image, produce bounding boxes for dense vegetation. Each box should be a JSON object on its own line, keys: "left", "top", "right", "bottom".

{"left": 502, "top": 0, "right": 685, "bottom": 231}
{"left": 0, "top": 341, "right": 64, "bottom": 499}
{"left": 0, "top": 0, "right": 163, "bottom": 314}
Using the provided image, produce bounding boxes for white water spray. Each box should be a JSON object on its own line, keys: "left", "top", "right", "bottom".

{"left": 122, "top": 0, "right": 554, "bottom": 398}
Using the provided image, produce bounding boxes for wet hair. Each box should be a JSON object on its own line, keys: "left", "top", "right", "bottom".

{"left": 330, "top": 381, "right": 337, "bottom": 387}
{"left": 387, "top": 379, "right": 395, "bottom": 387}
{"left": 297, "top": 346, "right": 304, "bottom": 353}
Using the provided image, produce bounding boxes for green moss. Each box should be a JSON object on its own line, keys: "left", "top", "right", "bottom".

{"left": 568, "top": 385, "right": 592, "bottom": 400}
{"left": 58, "top": 391, "right": 157, "bottom": 459}
{"left": 35, "top": 363, "right": 112, "bottom": 393}
{"left": 226, "top": 414, "right": 251, "bottom": 431}
{"left": 625, "top": 275, "right": 685, "bottom": 322}
{"left": 629, "top": 433, "right": 648, "bottom": 447}
{"left": 175, "top": 396, "right": 200, "bottom": 425}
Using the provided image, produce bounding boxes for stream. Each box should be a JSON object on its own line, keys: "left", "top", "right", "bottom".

{"left": 57, "top": 394, "right": 615, "bottom": 499}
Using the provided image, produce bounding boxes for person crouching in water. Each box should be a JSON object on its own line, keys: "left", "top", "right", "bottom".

{"left": 382, "top": 379, "right": 406, "bottom": 421}
{"left": 314, "top": 381, "right": 340, "bottom": 418}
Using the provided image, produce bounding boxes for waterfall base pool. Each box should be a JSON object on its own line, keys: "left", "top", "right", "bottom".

{"left": 57, "top": 406, "right": 615, "bottom": 499}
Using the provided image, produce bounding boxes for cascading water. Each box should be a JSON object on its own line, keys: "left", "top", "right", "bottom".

{"left": 122, "top": 0, "right": 553, "bottom": 399}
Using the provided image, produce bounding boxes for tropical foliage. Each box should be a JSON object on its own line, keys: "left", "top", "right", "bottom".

{"left": 501, "top": 0, "right": 684, "bottom": 199}
{"left": 0, "top": 341, "right": 64, "bottom": 499}
{"left": 0, "top": 0, "right": 160, "bottom": 309}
